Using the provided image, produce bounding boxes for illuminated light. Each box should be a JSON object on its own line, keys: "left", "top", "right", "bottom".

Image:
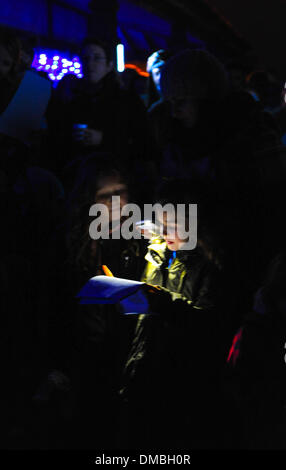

{"left": 227, "top": 328, "right": 243, "bottom": 365}
{"left": 125, "top": 63, "right": 149, "bottom": 77}
{"left": 32, "top": 49, "right": 84, "bottom": 83}
{"left": 116, "top": 44, "right": 125, "bottom": 73}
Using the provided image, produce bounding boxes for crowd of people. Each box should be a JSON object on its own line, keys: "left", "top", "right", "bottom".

{"left": 1, "top": 25, "right": 286, "bottom": 449}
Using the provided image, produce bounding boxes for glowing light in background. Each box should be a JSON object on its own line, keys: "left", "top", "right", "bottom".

{"left": 116, "top": 44, "right": 125, "bottom": 73}
{"left": 125, "top": 63, "right": 149, "bottom": 77}
{"left": 32, "top": 49, "right": 148, "bottom": 84}
{"left": 31, "top": 50, "right": 83, "bottom": 84}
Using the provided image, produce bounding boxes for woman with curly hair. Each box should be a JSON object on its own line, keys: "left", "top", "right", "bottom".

{"left": 45, "top": 155, "right": 147, "bottom": 448}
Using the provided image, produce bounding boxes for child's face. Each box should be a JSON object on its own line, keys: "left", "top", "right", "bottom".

{"left": 158, "top": 213, "right": 189, "bottom": 251}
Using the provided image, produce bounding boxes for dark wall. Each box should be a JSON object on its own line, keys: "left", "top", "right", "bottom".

{"left": 206, "top": 0, "right": 286, "bottom": 79}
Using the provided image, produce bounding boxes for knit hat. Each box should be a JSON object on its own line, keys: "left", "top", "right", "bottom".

{"left": 160, "top": 49, "right": 229, "bottom": 101}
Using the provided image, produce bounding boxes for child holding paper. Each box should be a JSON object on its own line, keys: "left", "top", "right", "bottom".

{"left": 116, "top": 179, "right": 235, "bottom": 449}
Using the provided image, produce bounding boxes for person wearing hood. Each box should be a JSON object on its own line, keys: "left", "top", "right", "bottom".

{"left": 146, "top": 49, "right": 172, "bottom": 110}
{"left": 149, "top": 49, "right": 285, "bottom": 292}
{"left": 149, "top": 48, "right": 282, "bottom": 186}
{"left": 115, "top": 179, "right": 235, "bottom": 449}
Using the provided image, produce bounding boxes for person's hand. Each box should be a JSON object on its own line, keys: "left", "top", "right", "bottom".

{"left": 74, "top": 128, "right": 103, "bottom": 147}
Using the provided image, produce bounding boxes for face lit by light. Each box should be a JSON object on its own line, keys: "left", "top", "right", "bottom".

{"left": 81, "top": 44, "right": 113, "bottom": 83}
{"left": 158, "top": 212, "right": 189, "bottom": 251}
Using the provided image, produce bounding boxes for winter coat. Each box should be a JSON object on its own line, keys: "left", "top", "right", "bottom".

{"left": 119, "top": 238, "right": 229, "bottom": 448}
{"left": 227, "top": 307, "right": 286, "bottom": 449}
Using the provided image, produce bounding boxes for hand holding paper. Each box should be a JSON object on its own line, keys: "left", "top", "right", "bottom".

{"left": 77, "top": 275, "right": 162, "bottom": 315}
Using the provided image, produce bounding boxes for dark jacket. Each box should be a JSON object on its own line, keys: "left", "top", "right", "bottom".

{"left": 46, "top": 72, "right": 153, "bottom": 173}
{"left": 227, "top": 308, "right": 286, "bottom": 449}
{"left": 119, "top": 238, "right": 229, "bottom": 448}
{"left": 148, "top": 91, "right": 284, "bottom": 188}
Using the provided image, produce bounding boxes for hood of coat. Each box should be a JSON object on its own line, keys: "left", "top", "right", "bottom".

{"left": 144, "top": 238, "right": 205, "bottom": 294}
{"left": 145, "top": 237, "right": 201, "bottom": 266}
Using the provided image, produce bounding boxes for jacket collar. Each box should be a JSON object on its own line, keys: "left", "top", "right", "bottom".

{"left": 145, "top": 237, "right": 198, "bottom": 268}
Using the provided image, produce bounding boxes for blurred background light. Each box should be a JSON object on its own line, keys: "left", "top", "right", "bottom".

{"left": 32, "top": 48, "right": 147, "bottom": 85}
{"left": 32, "top": 49, "right": 83, "bottom": 85}
{"left": 116, "top": 44, "right": 125, "bottom": 72}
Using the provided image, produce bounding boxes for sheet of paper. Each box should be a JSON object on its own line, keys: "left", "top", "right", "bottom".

{"left": 77, "top": 275, "right": 144, "bottom": 304}
{"left": 118, "top": 288, "right": 150, "bottom": 314}
{"left": 0, "top": 70, "right": 51, "bottom": 143}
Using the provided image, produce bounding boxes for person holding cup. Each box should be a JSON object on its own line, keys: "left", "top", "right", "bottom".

{"left": 47, "top": 37, "right": 152, "bottom": 182}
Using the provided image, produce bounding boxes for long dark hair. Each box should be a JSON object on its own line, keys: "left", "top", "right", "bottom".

{"left": 66, "top": 155, "right": 130, "bottom": 272}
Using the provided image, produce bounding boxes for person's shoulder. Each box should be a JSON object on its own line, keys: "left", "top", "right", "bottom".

{"left": 55, "top": 74, "right": 82, "bottom": 98}
{"left": 148, "top": 98, "right": 169, "bottom": 116}
{"left": 223, "top": 90, "right": 262, "bottom": 115}
{"left": 26, "top": 166, "right": 64, "bottom": 198}
{"left": 117, "top": 86, "right": 147, "bottom": 110}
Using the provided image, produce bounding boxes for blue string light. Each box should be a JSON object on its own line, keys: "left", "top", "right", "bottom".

{"left": 31, "top": 50, "right": 83, "bottom": 83}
